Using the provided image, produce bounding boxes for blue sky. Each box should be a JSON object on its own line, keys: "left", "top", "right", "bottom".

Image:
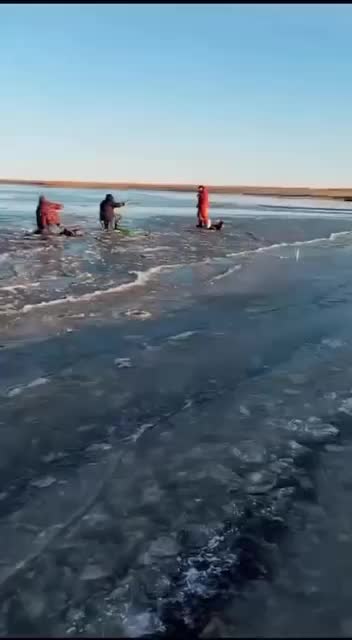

{"left": 1, "top": 3, "right": 352, "bottom": 186}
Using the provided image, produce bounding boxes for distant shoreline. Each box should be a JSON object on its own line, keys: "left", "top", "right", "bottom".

{"left": 1, "top": 178, "right": 352, "bottom": 201}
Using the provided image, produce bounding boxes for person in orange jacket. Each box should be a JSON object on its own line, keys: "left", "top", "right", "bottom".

{"left": 196, "top": 185, "right": 210, "bottom": 228}
{"left": 35, "top": 196, "right": 82, "bottom": 236}
{"left": 36, "top": 195, "right": 63, "bottom": 233}
{"left": 196, "top": 186, "right": 223, "bottom": 231}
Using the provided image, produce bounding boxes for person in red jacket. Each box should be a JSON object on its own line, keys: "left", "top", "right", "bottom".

{"left": 196, "top": 186, "right": 223, "bottom": 231}
{"left": 35, "top": 196, "right": 82, "bottom": 237}
{"left": 36, "top": 195, "right": 63, "bottom": 233}
{"left": 196, "top": 185, "right": 210, "bottom": 228}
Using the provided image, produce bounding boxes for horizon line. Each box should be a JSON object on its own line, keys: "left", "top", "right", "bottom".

{"left": 1, "top": 178, "right": 352, "bottom": 199}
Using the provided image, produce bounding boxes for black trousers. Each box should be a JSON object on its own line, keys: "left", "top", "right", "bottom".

{"left": 101, "top": 216, "right": 115, "bottom": 231}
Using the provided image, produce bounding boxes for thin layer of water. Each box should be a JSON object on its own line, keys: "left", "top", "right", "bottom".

{"left": 1, "top": 189, "right": 352, "bottom": 636}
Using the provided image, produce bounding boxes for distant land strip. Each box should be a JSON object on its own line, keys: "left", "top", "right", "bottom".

{"left": 1, "top": 178, "right": 352, "bottom": 200}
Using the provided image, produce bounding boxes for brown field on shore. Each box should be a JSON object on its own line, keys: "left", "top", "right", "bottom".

{"left": 1, "top": 178, "right": 352, "bottom": 200}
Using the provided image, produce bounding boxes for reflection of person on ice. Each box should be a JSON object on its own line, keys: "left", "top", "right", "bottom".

{"left": 196, "top": 185, "right": 223, "bottom": 231}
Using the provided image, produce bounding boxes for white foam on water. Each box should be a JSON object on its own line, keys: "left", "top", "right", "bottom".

{"left": 211, "top": 264, "right": 242, "bottom": 282}
{"left": 184, "top": 566, "right": 207, "bottom": 596}
{"left": 121, "top": 610, "right": 165, "bottom": 638}
{"left": 2, "top": 229, "right": 351, "bottom": 317}
{"left": 30, "top": 475, "right": 56, "bottom": 489}
{"left": 128, "top": 422, "right": 154, "bottom": 443}
{"left": 141, "top": 246, "right": 172, "bottom": 253}
{"left": 321, "top": 338, "right": 344, "bottom": 349}
{"left": 6, "top": 387, "right": 22, "bottom": 398}
{"left": 0, "top": 282, "right": 40, "bottom": 292}
{"left": 340, "top": 397, "right": 352, "bottom": 414}
{"left": 5, "top": 264, "right": 181, "bottom": 315}
{"left": 239, "top": 405, "right": 251, "bottom": 416}
{"left": 226, "top": 230, "right": 352, "bottom": 260}
{"left": 114, "top": 357, "right": 132, "bottom": 368}
{"left": 168, "top": 331, "right": 197, "bottom": 342}
{"left": 14, "top": 244, "right": 54, "bottom": 257}
{"left": 330, "top": 231, "right": 351, "bottom": 241}
{"left": 27, "top": 377, "right": 49, "bottom": 388}
{"left": 5, "top": 376, "right": 49, "bottom": 397}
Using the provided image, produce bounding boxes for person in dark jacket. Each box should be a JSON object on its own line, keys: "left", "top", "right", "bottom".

{"left": 36, "top": 195, "right": 45, "bottom": 231}
{"left": 99, "top": 194, "right": 126, "bottom": 230}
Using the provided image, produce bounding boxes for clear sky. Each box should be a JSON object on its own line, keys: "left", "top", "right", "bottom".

{"left": 1, "top": 3, "right": 352, "bottom": 187}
